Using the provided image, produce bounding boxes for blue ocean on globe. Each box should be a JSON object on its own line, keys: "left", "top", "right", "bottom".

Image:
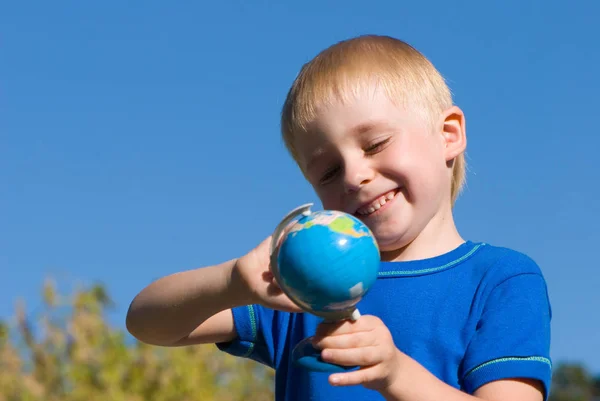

{"left": 276, "top": 210, "right": 380, "bottom": 314}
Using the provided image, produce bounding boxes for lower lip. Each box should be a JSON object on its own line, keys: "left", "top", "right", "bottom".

{"left": 355, "top": 189, "right": 400, "bottom": 219}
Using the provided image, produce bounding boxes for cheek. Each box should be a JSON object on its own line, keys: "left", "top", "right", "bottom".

{"left": 391, "top": 143, "right": 446, "bottom": 197}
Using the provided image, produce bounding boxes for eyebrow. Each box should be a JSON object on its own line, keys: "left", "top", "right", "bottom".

{"left": 352, "top": 120, "right": 394, "bottom": 135}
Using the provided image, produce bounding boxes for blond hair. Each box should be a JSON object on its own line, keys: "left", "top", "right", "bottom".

{"left": 281, "top": 35, "right": 466, "bottom": 204}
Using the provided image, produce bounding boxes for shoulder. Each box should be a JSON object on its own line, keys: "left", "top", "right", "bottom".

{"left": 463, "top": 242, "right": 550, "bottom": 307}
{"left": 469, "top": 242, "right": 545, "bottom": 282}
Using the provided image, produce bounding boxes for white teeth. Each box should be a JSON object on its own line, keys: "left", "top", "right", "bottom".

{"left": 357, "top": 190, "right": 398, "bottom": 216}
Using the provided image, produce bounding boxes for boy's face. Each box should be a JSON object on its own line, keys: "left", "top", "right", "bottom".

{"left": 294, "top": 87, "right": 460, "bottom": 253}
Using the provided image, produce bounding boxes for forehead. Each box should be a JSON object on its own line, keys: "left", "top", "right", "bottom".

{"left": 294, "top": 88, "right": 413, "bottom": 167}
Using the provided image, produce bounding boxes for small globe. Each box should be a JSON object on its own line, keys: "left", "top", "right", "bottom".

{"left": 273, "top": 209, "right": 380, "bottom": 316}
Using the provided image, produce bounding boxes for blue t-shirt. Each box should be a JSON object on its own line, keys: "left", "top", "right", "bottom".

{"left": 217, "top": 241, "right": 552, "bottom": 400}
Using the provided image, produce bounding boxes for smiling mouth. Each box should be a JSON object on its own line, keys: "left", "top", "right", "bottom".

{"left": 355, "top": 189, "right": 400, "bottom": 217}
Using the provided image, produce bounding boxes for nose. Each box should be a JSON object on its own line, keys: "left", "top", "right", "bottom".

{"left": 343, "top": 158, "right": 374, "bottom": 194}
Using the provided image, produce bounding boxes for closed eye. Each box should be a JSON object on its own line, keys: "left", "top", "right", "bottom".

{"left": 319, "top": 165, "right": 341, "bottom": 185}
{"left": 364, "top": 138, "right": 391, "bottom": 155}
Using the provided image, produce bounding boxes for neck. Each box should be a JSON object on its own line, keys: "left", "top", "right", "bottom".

{"left": 380, "top": 202, "right": 464, "bottom": 262}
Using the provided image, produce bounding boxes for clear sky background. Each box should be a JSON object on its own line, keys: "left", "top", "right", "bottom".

{"left": 2, "top": 1, "right": 599, "bottom": 373}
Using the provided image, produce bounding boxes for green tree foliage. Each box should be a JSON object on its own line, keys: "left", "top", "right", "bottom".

{"left": 0, "top": 279, "right": 274, "bottom": 401}
{"left": 549, "top": 362, "right": 600, "bottom": 401}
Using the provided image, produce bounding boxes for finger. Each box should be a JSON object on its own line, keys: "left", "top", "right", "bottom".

{"left": 312, "top": 331, "right": 376, "bottom": 350}
{"left": 329, "top": 366, "right": 380, "bottom": 387}
{"left": 258, "top": 235, "right": 273, "bottom": 250}
{"left": 321, "top": 346, "right": 382, "bottom": 367}
{"left": 314, "top": 319, "right": 358, "bottom": 338}
{"left": 266, "top": 280, "right": 285, "bottom": 296}
{"left": 270, "top": 275, "right": 282, "bottom": 290}
{"left": 316, "top": 315, "right": 382, "bottom": 338}
{"left": 262, "top": 270, "right": 275, "bottom": 283}
{"left": 262, "top": 271, "right": 286, "bottom": 297}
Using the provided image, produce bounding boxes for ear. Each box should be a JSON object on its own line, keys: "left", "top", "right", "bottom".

{"left": 439, "top": 106, "right": 466, "bottom": 162}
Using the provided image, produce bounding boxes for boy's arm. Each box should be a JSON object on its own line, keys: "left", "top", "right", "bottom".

{"left": 126, "top": 236, "right": 301, "bottom": 347}
{"left": 169, "top": 309, "right": 237, "bottom": 346}
{"left": 379, "top": 355, "right": 544, "bottom": 401}
{"left": 316, "top": 317, "right": 545, "bottom": 401}
{"left": 126, "top": 259, "right": 250, "bottom": 346}
{"left": 319, "top": 258, "right": 550, "bottom": 401}
{"left": 475, "top": 379, "right": 544, "bottom": 400}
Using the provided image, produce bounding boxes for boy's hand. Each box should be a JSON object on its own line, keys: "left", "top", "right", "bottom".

{"left": 312, "top": 315, "right": 402, "bottom": 392}
{"left": 234, "top": 236, "right": 303, "bottom": 313}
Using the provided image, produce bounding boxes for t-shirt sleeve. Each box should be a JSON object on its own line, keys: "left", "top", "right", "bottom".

{"left": 461, "top": 269, "right": 552, "bottom": 399}
{"left": 215, "top": 304, "right": 278, "bottom": 368}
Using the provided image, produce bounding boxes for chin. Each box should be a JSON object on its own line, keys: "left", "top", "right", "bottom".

{"left": 372, "top": 231, "right": 414, "bottom": 253}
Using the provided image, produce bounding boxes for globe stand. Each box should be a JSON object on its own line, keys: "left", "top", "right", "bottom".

{"left": 270, "top": 203, "right": 362, "bottom": 373}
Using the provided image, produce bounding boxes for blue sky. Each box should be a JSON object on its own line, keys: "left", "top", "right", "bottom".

{"left": 2, "top": 1, "right": 599, "bottom": 374}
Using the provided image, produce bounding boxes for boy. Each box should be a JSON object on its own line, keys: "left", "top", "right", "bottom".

{"left": 126, "top": 35, "right": 552, "bottom": 401}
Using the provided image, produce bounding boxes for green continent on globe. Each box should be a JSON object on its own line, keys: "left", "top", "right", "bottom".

{"left": 288, "top": 212, "right": 370, "bottom": 239}
{"left": 328, "top": 215, "right": 368, "bottom": 238}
